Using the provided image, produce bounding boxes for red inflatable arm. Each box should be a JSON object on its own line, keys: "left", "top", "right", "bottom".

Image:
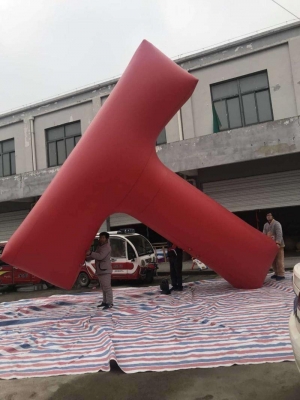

{"left": 2, "top": 40, "right": 277, "bottom": 289}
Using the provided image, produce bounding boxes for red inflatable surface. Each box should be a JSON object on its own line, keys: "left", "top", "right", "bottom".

{"left": 2, "top": 40, "right": 278, "bottom": 289}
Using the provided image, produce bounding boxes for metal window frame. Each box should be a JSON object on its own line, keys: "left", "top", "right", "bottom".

{"left": 227, "top": 96, "right": 244, "bottom": 129}
{"left": 210, "top": 70, "right": 273, "bottom": 131}
{"left": 212, "top": 99, "right": 230, "bottom": 130}
{"left": 240, "top": 91, "right": 259, "bottom": 126}
{"left": 254, "top": 88, "right": 274, "bottom": 123}
{"left": 46, "top": 121, "right": 81, "bottom": 167}
{"left": 126, "top": 241, "right": 137, "bottom": 260}
{"left": 0, "top": 138, "right": 15, "bottom": 177}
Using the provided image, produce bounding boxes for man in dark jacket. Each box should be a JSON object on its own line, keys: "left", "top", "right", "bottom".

{"left": 86, "top": 232, "right": 113, "bottom": 309}
{"left": 167, "top": 242, "right": 183, "bottom": 291}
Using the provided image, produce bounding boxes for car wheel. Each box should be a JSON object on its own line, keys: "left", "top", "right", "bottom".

{"left": 78, "top": 272, "right": 90, "bottom": 287}
{"left": 0, "top": 284, "right": 14, "bottom": 292}
{"left": 145, "top": 270, "right": 154, "bottom": 284}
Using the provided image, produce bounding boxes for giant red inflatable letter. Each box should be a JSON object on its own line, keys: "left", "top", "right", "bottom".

{"left": 2, "top": 41, "right": 277, "bottom": 289}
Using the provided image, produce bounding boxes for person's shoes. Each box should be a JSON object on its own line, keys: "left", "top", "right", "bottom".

{"left": 171, "top": 286, "right": 183, "bottom": 292}
{"left": 276, "top": 276, "right": 285, "bottom": 281}
{"left": 97, "top": 302, "right": 107, "bottom": 308}
{"left": 103, "top": 304, "right": 113, "bottom": 310}
{"left": 270, "top": 274, "right": 277, "bottom": 280}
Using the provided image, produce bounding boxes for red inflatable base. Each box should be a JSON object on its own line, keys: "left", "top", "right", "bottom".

{"left": 2, "top": 40, "right": 278, "bottom": 290}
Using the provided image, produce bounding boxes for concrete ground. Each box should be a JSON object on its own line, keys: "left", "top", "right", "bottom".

{"left": 1, "top": 361, "right": 299, "bottom": 400}
{"left": 1, "top": 272, "right": 300, "bottom": 400}
{"left": 156, "top": 253, "right": 300, "bottom": 275}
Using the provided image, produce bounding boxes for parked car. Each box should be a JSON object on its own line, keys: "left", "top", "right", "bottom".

{"left": 289, "top": 263, "right": 300, "bottom": 373}
{"left": 0, "top": 241, "right": 54, "bottom": 288}
{"left": 80, "top": 229, "right": 158, "bottom": 287}
{"left": 0, "top": 229, "right": 158, "bottom": 289}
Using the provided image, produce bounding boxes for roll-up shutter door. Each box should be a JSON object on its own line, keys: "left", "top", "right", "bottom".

{"left": 203, "top": 170, "right": 300, "bottom": 212}
{"left": 0, "top": 210, "right": 30, "bottom": 241}
{"left": 110, "top": 213, "right": 140, "bottom": 227}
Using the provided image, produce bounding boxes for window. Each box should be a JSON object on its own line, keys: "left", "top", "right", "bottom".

{"left": 156, "top": 128, "right": 167, "bottom": 145}
{"left": 126, "top": 235, "right": 153, "bottom": 256}
{"left": 0, "top": 139, "right": 15, "bottom": 177}
{"left": 46, "top": 121, "right": 81, "bottom": 167}
{"left": 211, "top": 71, "right": 273, "bottom": 132}
{"left": 110, "top": 238, "right": 126, "bottom": 258}
{"left": 127, "top": 242, "right": 136, "bottom": 260}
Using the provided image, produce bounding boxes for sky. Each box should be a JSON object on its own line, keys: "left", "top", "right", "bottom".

{"left": 0, "top": 0, "right": 299, "bottom": 113}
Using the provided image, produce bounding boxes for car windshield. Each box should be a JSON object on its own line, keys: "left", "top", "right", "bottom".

{"left": 126, "top": 235, "right": 153, "bottom": 257}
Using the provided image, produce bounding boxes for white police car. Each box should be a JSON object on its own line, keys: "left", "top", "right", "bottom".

{"left": 79, "top": 229, "right": 158, "bottom": 287}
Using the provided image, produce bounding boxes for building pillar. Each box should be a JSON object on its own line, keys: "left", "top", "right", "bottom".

{"left": 22, "top": 117, "right": 34, "bottom": 172}
{"left": 92, "top": 96, "right": 101, "bottom": 116}
{"left": 289, "top": 37, "right": 300, "bottom": 116}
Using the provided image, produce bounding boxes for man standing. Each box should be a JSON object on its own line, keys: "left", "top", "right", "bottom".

{"left": 167, "top": 242, "right": 183, "bottom": 291}
{"left": 86, "top": 232, "right": 113, "bottom": 309}
{"left": 263, "top": 212, "right": 285, "bottom": 281}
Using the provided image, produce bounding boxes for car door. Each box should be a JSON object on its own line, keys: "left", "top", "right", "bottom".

{"left": 126, "top": 241, "right": 138, "bottom": 278}
{"left": 13, "top": 267, "right": 34, "bottom": 284}
{"left": 0, "top": 247, "right": 13, "bottom": 285}
{"left": 110, "top": 237, "right": 129, "bottom": 278}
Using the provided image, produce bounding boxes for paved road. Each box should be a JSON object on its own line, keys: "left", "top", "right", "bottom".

{"left": 0, "top": 360, "right": 299, "bottom": 400}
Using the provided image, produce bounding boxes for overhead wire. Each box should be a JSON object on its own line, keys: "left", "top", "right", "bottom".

{"left": 271, "top": 0, "right": 300, "bottom": 20}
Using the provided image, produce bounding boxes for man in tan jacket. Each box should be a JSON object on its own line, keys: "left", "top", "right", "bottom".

{"left": 263, "top": 212, "right": 285, "bottom": 281}
{"left": 86, "top": 232, "right": 113, "bottom": 309}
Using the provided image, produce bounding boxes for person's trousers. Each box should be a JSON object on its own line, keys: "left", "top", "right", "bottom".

{"left": 97, "top": 273, "right": 113, "bottom": 305}
{"left": 272, "top": 247, "right": 285, "bottom": 277}
{"left": 170, "top": 259, "right": 183, "bottom": 288}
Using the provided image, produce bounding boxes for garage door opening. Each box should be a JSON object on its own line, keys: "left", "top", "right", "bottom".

{"left": 235, "top": 205, "right": 300, "bottom": 256}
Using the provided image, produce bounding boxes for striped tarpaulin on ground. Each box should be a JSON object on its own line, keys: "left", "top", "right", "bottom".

{"left": 0, "top": 274, "right": 295, "bottom": 379}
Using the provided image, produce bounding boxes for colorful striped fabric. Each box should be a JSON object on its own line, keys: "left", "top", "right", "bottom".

{"left": 0, "top": 274, "right": 295, "bottom": 379}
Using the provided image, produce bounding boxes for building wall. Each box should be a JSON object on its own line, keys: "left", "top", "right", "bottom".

{"left": 164, "top": 23, "right": 300, "bottom": 143}
{"left": 0, "top": 23, "right": 300, "bottom": 205}
{"left": 165, "top": 112, "right": 180, "bottom": 143}
{"left": 194, "top": 43, "right": 298, "bottom": 137}
{"left": 289, "top": 36, "right": 300, "bottom": 115}
{"left": 33, "top": 101, "right": 94, "bottom": 170}
{"left": 157, "top": 116, "right": 300, "bottom": 173}
{"left": 165, "top": 42, "right": 300, "bottom": 142}
{"left": 5, "top": 39, "right": 298, "bottom": 176}
{"left": 0, "top": 122, "right": 24, "bottom": 174}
